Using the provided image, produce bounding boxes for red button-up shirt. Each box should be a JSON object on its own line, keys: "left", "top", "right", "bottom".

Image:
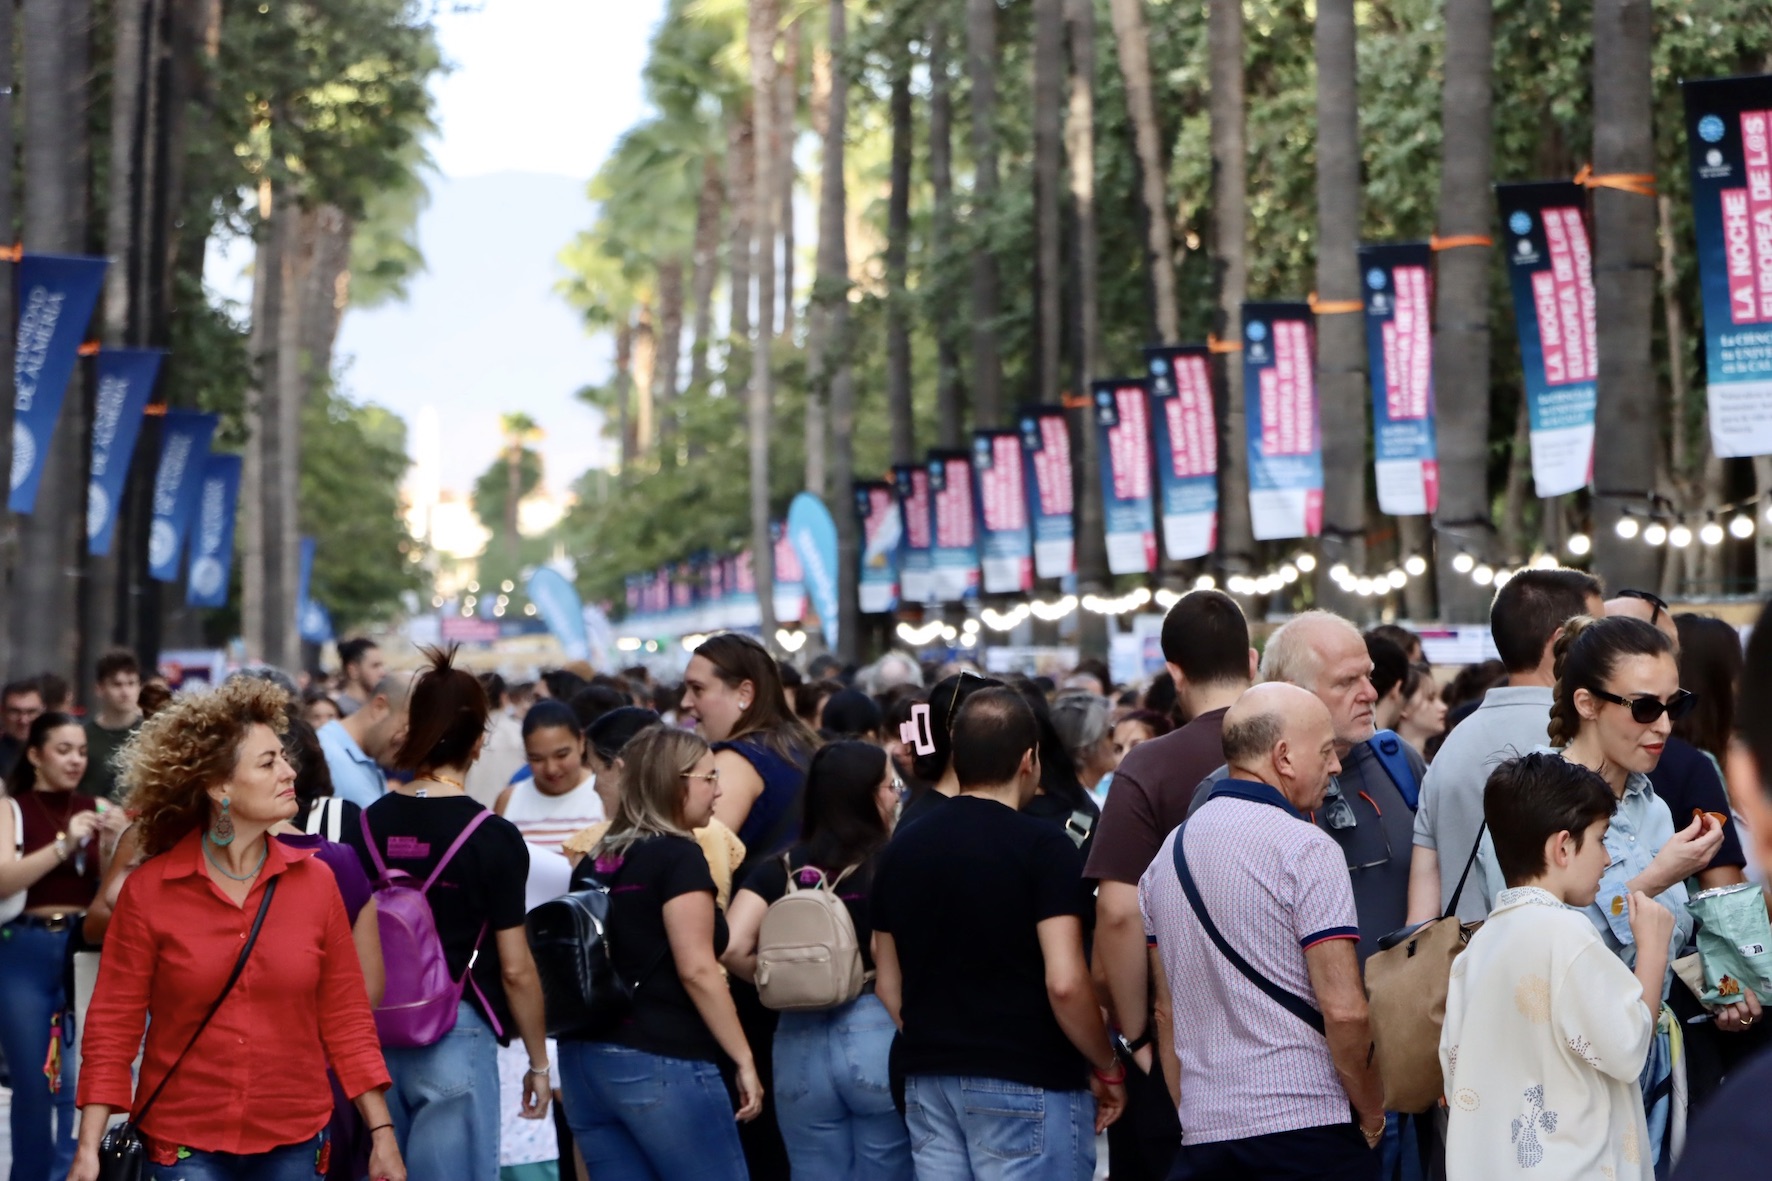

{"left": 78, "top": 828, "right": 390, "bottom": 1154}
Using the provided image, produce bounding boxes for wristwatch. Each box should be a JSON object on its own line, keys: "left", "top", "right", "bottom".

{"left": 1115, "top": 1029, "right": 1154, "bottom": 1058}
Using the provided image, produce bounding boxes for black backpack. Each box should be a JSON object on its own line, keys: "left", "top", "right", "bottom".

{"left": 525, "top": 869, "right": 633, "bottom": 1039}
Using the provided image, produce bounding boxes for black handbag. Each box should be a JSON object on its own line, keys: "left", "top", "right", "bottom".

{"left": 95, "top": 877, "right": 279, "bottom": 1181}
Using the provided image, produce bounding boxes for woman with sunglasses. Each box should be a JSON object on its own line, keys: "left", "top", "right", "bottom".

{"left": 1534, "top": 614, "right": 1743, "bottom": 1165}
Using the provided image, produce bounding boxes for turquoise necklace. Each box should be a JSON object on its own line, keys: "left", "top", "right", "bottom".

{"left": 203, "top": 834, "right": 267, "bottom": 882}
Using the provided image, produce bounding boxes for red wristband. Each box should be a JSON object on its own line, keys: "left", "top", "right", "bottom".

{"left": 1093, "top": 1063, "right": 1126, "bottom": 1085}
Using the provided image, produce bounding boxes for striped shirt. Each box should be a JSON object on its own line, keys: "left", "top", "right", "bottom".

{"left": 1139, "top": 779, "right": 1360, "bottom": 1145}
{"left": 500, "top": 774, "right": 605, "bottom": 853}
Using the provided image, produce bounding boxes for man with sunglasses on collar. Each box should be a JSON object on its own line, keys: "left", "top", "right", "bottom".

{"left": 1606, "top": 591, "right": 1750, "bottom": 893}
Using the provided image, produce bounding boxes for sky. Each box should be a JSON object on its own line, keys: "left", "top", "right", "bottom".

{"left": 330, "top": 0, "right": 667, "bottom": 496}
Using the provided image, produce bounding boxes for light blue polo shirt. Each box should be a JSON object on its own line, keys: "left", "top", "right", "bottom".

{"left": 318, "top": 719, "right": 386, "bottom": 809}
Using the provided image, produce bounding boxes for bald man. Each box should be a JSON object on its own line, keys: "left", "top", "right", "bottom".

{"left": 1605, "top": 591, "right": 1680, "bottom": 645}
{"left": 1140, "top": 683, "right": 1385, "bottom": 1179}
{"left": 321, "top": 670, "right": 417, "bottom": 808}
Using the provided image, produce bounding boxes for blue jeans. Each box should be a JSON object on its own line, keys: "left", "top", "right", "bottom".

{"left": 773, "top": 994, "right": 912, "bottom": 1180}
{"left": 556, "top": 1042, "right": 746, "bottom": 1181}
{"left": 382, "top": 1001, "right": 500, "bottom": 1181}
{"left": 903, "top": 1075, "right": 1095, "bottom": 1181}
{"left": 0, "top": 921, "right": 76, "bottom": 1181}
{"left": 146, "top": 1131, "right": 326, "bottom": 1181}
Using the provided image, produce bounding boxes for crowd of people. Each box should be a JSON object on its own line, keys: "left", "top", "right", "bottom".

{"left": 0, "top": 577, "right": 1768, "bottom": 1179}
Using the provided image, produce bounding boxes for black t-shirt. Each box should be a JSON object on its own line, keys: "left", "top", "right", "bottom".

{"left": 1648, "top": 736, "right": 1748, "bottom": 870}
{"left": 345, "top": 794, "right": 529, "bottom": 1044}
{"left": 569, "top": 834, "right": 729, "bottom": 1062}
{"left": 871, "top": 794, "right": 1089, "bottom": 1092}
{"left": 895, "top": 786, "right": 951, "bottom": 831}
{"left": 739, "top": 844, "right": 879, "bottom": 972}
{"left": 1671, "top": 1045, "right": 1772, "bottom": 1179}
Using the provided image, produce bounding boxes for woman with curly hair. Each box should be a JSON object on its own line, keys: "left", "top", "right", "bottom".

{"left": 70, "top": 676, "right": 403, "bottom": 1181}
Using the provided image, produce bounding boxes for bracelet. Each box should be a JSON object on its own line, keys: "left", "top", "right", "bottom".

{"left": 527, "top": 1065, "right": 551, "bottom": 1077}
{"left": 367, "top": 1123, "right": 395, "bottom": 1136}
{"left": 1092, "top": 1063, "right": 1127, "bottom": 1086}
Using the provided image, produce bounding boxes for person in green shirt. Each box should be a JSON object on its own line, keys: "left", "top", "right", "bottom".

{"left": 79, "top": 649, "right": 142, "bottom": 800}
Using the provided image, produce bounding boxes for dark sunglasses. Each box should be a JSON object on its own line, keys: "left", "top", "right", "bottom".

{"left": 1588, "top": 687, "right": 1698, "bottom": 725}
{"left": 1615, "top": 588, "right": 1670, "bottom": 626}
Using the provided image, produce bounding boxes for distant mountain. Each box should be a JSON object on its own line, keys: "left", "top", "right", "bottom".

{"left": 334, "top": 170, "right": 613, "bottom": 495}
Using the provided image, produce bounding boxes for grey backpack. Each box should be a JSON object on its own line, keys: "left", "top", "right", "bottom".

{"left": 755, "top": 856, "right": 870, "bottom": 1012}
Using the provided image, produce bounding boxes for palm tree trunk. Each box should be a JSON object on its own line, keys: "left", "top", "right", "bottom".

{"left": 804, "top": 33, "right": 829, "bottom": 496}
{"left": 632, "top": 300, "right": 657, "bottom": 457}
{"left": 0, "top": 0, "right": 18, "bottom": 678}
{"left": 614, "top": 319, "right": 635, "bottom": 471}
{"left": 725, "top": 110, "right": 754, "bottom": 394}
{"left": 14, "top": 0, "right": 93, "bottom": 677}
{"left": 242, "top": 181, "right": 285, "bottom": 666}
{"left": 778, "top": 19, "right": 799, "bottom": 344}
{"left": 1313, "top": 0, "right": 1366, "bottom": 609}
{"left": 748, "top": 0, "right": 781, "bottom": 646}
{"left": 1067, "top": 0, "right": 1108, "bottom": 658}
{"left": 1208, "top": 0, "right": 1254, "bottom": 576}
{"left": 1589, "top": 0, "right": 1659, "bottom": 591}
{"left": 1107, "top": 0, "right": 1179, "bottom": 343}
{"left": 655, "top": 258, "right": 685, "bottom": 449}
{"left": 966, "top": 0, "right": 1003, "bottom": 428}
{"left": 689, "top": 154, "right": 723, "bottom": 390}
{"left": 929, "top": 7, "right": 965, "bottom": 448}
{"left": 1429, "top": 0, "right": 1493, "bottom": 621}
{"left": 820, "top": 0, "right": 859, "bottom": 663}
{"left": 1033, "top": 0, "right": 1064, "bottom": 408}
{"left": 885, "top": 51, "right": 915, "bottom": 466}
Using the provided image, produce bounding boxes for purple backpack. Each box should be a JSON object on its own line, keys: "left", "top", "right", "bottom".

{"left": 359, "top": 809, "right": 504, "bottom": 1048}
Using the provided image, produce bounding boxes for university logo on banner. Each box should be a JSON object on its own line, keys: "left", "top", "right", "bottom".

{"left": 854, "top": 480, "right": 901, "bottom": 614}
{"left": 972, "top": 430, "right": 1033, "bottom": 593}
{"left": 186, "top": 454, "right": 242, "bottom": 608}
{"left": 12, "top": 254, "right": 108, "bottom": 514}
{"left": 148, "top": 410, "right": 218, "bottom": 582}
{"left": 927, "top": 450, "right": 981, "bottom": 602}
{"left": 1017, "top": 407, "right": 1074, "bottom": 579}
{"left": 1497, "top": 183, "right": 1598, "bottom": 497}
{"left": 1092, "top": 380, "right": 1158, "bottom": 574}
{"left": 1358, "top": 244, "right": 1440, "bottom": 515}
{"left": 1683, "top": 74, "right": 1772, "bottom": 457}
{"left": 88, "top": 348, "right": 164, "bottom": 555}
{"left": 1241, "top": 304, "right": 1324, "bottom": 540}
{"left": 1145, "top": 347, "right": 1219, "bottom": 560}
{"left": 893, "top": 464, "right": 936, "bottom": 604}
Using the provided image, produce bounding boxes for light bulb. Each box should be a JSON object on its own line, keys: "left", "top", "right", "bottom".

{"left": 1567, "top": 532, "right": 1592, "bottom": 556}
{"left": 1388, "top": 569, "right": 1408, "bottom": 589}
{"left": 1669, "top": 524, "right": 1693, "bottom": 548}
{"left": 1730, "top": 514, "right": 1756, "bottom": 539}
{"left": 1493, "top": 569, "right": 1514, "bottom": 588}
{"left": 1616, "top": 517, "right": 1640, "bottom": 540}
{"left": 1280, "top": 564, "right": 1299, "bottom": 583}
{"left": 1472, "top": 564, "right": 1495, "bottom": 586}
{"left": 1700, "top": 521, "right": 1725, "bottom": 546}
{"left": 1296, "top": 553, "right": 1318, "bottom": 573}
{"left": 1404, "top": 555, "right": 1428, "bottom": 577}
{"left": 1194, "top": 574, "right": 1216, "bottom": 590}
{"left": 1329, "top": 562, "right": 1351, "bottom": 582}
{"left": 1533, "top": 553, "right": 1558, "bottom": 570}
{"left": 1452, "top": 553, "right": 1475, "bottom": 574}
{"left": 1643, "top": 523, "right": 1668, "bottom": 546}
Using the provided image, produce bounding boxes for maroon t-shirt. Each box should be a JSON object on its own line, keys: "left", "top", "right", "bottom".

{"left": 1082, "top": 707, "right": 1230, "bottom": 885}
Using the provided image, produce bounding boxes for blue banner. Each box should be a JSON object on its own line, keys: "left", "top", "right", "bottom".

{"left": 788, "top": 492, "right": 841, "bottom": 648}
{"left": 1496, "top": 183, "right": 1597, "bottom": 497}
{"left": 1017, "top": 406, "right": 1074, "bottom": 580}
{"left": 927, "top": 450, "right": 981, "bottom": 601}
{"left": 11, "top": 253, "right": 108, "bottom": 514}
{"left": 893, "top": 463, "right": 935, "bottom": 604}
{"left": 527, "top": 565, "right": 590, "bottom": 660}
{"left": 147, "top": 410, "right": 217, "bottom": 582}
{"left": 185, "top": 454, "right": 242, "bottom": 608}
{"left": 297, "top": 535, "right": 334, "bottom": 643}
{"left": 1357, "top": 243, "right": 1440, "bottom": 515}
{"left": 971, "top": 430, "right": 1033, "bottom": 593}
{"left": 1683, "top": 74, "right": 1772, "bottom": 457}
{"left": 87, "top": 349, "right": 163, "bottom": 556}
{"left": 854, "top": 480, "right": 900, "bottom": 614}
{"left": 1241, "top": 303, "right": 1324, "bottom": 540}
{"left": 1144, "top": 347, "right": 1219, "bottom": 561}
{"left": 1091, "top": 380, "right": 1157, "bottom": 574}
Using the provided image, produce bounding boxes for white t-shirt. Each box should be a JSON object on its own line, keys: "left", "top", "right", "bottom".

{"left": 499, "top": 773, "right": 604, "bottom": 853}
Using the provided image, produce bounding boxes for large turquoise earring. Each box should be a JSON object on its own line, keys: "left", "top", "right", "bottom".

{"left": 210, "top": 796, "right": 235, "bottom": 847}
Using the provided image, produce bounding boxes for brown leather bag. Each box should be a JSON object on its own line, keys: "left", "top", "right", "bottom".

{"left": 1363, "top": 824, "right": 1486, "bottom": 1113}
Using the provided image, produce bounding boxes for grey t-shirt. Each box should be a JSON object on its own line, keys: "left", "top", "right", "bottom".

{"left": 1411, "top": 685, "right": 1553, "bottom": 922}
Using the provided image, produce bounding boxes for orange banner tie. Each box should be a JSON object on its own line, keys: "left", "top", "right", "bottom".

{"left": 1431, "top": 234, "right": 1493, "bottom": 251}
{"left": 0, "top": 243, "right": 21, "bottom": 263}
{"left": 1207, "top": 334, "right": 1243, "bottom": 354}
{"left": 1575, "top": 164, "right": 1657, "bottom": 198}
{"left": 77, "top": 341, "right": 101, "bottom": 357}
{"left": 1060, "top": 393, "right": 1092, "bottom": 410}
{"left": 143, "top": 403, "right": 168, "bottom": 417}
{"left": 1308, "top": 293, "right": 1364, "bottom": 316}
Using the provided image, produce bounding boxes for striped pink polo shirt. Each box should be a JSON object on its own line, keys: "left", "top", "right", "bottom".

{"left": 1139, "top": 779, "right": 1360, "bottom": 1145}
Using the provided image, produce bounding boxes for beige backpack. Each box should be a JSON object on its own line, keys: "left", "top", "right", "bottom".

{"left": 755, "top": 856, "right": 870, "bottom": 1011}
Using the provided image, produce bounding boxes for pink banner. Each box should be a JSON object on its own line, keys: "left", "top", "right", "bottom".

{"left": 1106, "top": 386, "right": 1153, "bottom": 501}
{"left": 1730, "top": 109, "right": 1772, "bottom": 322}
{"left": 979, "top": 434, "right": 1028, "bottom": 531}
{"left": 1258, "top": 320, "right": 1317, "bottom": 457}
{"left": 1534, "top": 207, "right": 1597, "bottom": 386}
{"left": 1383, "top": 265, "right": 1432, "bottom": 420}
{"left": 934, "top": 457, "right": 976, "bottom": 549}
{"left": 1029, "top": 413, "right": 1073, "bottom": 515}
{"left": 1166, "top": 353, "right": 1217, "bottom": 478}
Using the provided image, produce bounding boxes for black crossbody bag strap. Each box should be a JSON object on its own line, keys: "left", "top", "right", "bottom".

{"left": 131, "top": 877, "right": 279, "bottom": 1125}
{"left": 1443, "top": 821, "right": 1488, "bottom": 921}
{"left": 1172, "top": 827, "right": 1326, "bottom": 1036}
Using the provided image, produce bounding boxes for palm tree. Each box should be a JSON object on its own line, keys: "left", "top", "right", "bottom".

{"left": 1209, "top": 0, "right": 1254, "bottom": 576}
{"left": 1589, "top": 0, "right": 1659, "bottom": 591}
{"left": 1430, "top": 0, "right": 1495, "bottom": 622}
{"left": 747, "top": 0, "right": 781, "bottom": 647}
{"left": 1314, "top": 0, "right": 1366, "bottom": 603}
{"left": 884, "top": 24, "right": 915, "bottom": 466}
{"left": 1068, "top": 0, "right": 1109, "bottom": 658}
{"left": 817, "top": 0, "right": 859, "bottom": 661}
{"left": 928, "top": 4, "right": 965, "bottom": 448}
{"left": 0, "top": 0, "right": 15, "bottom": 676}
{"left": 500, "top": 413, "right": 543, "bottom": 565}
{"left": 1033, "top": 0, "right": 1064, "bottom": 407}
{"left": 1107, "top": 0, "right": 1179, "bottom": 342}
{"left": 966, "top": 0, "right": 1003, "bottom": 427}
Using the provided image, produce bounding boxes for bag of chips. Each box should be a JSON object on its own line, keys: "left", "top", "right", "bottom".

{"left": 1688, "top": 882, "right": 1772, "bottom": 1006}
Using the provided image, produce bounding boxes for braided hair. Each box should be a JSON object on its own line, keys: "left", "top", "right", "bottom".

{"left": 1548, "top": 615, "right": 1673, "bottom": 748}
